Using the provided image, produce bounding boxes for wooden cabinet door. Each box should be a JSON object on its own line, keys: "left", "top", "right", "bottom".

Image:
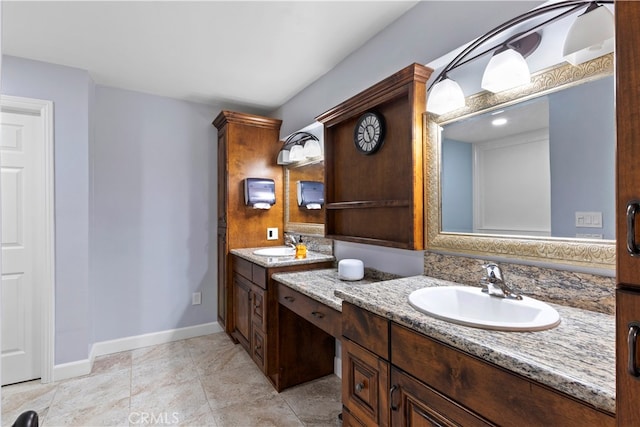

{"left": 616, "top": 0, "right": 640, "bottom": 288}
{"left": 390, "top": 367, "right": 493, "bottom": 427}
{"left": 342, "top": 338, "right": 390, "bottom": 427}
{"left": 232, "top": 273, "right": 251, "bottom": 351}
{"left": 617, "top": 290, "right": 640, "bottom": 426}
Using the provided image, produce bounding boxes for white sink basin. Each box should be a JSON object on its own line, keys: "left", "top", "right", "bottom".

{"left": 253, "top": 247, "right": 295, "bottom": 257}
{"left": 408, "top": 286, "right": 560, "bottom": 331}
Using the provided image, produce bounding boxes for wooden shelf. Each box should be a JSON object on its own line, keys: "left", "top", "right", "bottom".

{"left": 316, "top": 63, "right": 432, "bottom": 250}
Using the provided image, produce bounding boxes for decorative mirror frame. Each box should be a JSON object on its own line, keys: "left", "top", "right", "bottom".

{"left": 425, "top": 53, "right": 615, "bottom": 269}
{"left": 284, "top": 163, "right": 325, "bottom": 236}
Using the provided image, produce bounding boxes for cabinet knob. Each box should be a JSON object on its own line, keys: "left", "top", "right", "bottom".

{"left": 311, "top": 311, "right": 325, "bottom": 319}
{"left": 355, "top": 382, "right": 365, "bottom": 393}
{"left": 284, "top": 296, "right": 295, "bottom": 302}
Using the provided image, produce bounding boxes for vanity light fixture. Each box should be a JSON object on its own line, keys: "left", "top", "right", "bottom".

{"left": 563, "top": 2, "right": 614, "bottom": 66}
{"left": 426, "top": 77, "right": 466, "bottom": 115}
{"left": 426, "top": 0, "right": 614, "bottom": 116}
{"left": 277, "top": 131, "right": 321, "bottom": 165}
{"left": 481, "top": 47, "right": 531, "bottom": 93}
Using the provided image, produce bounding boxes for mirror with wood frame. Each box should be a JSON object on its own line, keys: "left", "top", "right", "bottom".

{"left": 426, "top": 54, "right": 615, "bottom": 269}
{"left": 284, "top": 160, "right": 325, "bottom": 236}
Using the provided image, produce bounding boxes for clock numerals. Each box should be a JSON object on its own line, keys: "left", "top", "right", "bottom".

{"left": 354, "top": 112, "right": 385, "bottom": 155}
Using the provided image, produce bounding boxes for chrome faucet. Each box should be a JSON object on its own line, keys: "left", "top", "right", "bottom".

{"left": 285, "top": 234, "right": 298, "bottom": 249}
{"left": 480, "top": 263, "right": 523, "bottom": 300}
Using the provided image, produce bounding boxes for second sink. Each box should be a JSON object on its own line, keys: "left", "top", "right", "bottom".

{"left": 408, "top": 285, "right": 561, "bottom": 331}
{"left": 253, "top": 247, "right": 295, "bottom": 257}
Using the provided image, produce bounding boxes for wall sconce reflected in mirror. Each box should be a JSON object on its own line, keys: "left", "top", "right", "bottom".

{"left": 277, "top": 131, "right": 322, "bottom": 165}
{"left": 426, "top": 0, "right": 614, "bottom": 116}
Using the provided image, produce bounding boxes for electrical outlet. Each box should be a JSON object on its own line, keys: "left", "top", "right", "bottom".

{"left": 267, "top": 227, "right": 278, "bottom": 240}
{"left": 192, "top": 292, "right": 201, "bottom": 305}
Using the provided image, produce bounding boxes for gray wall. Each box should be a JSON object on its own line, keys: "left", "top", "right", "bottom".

{"left": 2, "top": 55, "right": 92, "bottom": 364}
{"left": 2, "top": 55, "right": 219, "bottom": 364}
{"left": 273, "top": 1, "right": 543, "bottom": 137}
{"left": 442, "top": 139, "right": 473, "bottom": 233}
{"left": 549, "top": 76, "right": 615, "bottom": 240}
{"left": 92, "top": 86, "right": 217, "bottom": 341}
{"left": 273, "top": 1, "right": 542, "bottom": 273}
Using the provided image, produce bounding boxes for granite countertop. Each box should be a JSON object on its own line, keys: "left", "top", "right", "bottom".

{"left": 272, "top": 269, "right": 615, "bottom": 414}
{"left": 230, "top": 247, "right": 335, "bottom": 268}
{"left": 335, "top": 276, "right": 615, "bottom": 415}
{"left": 271, "top": 268, "right": 399, "bottom": 311}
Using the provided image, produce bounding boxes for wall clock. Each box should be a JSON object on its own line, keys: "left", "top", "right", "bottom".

{"left": 354, "top": 112, "right": 385, "bottom": 154}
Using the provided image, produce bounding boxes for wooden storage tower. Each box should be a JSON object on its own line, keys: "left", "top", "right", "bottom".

{"left": 213, "top": 111, "right": 283, "bottom": 333}
{"left": 316, "top": 63, "right": 432, "bottom": 250}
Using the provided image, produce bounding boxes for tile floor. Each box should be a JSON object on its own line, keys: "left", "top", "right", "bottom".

{"left": 1, "top": 332, "right": 342, "bottom": 426}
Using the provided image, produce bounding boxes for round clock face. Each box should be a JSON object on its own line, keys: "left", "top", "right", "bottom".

{"left": 354, "top": 112, "right": 385, "bottom": 154}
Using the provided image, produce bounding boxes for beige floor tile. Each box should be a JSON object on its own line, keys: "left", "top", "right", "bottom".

{"left": 130, "top": 377, "right": 210, "bottom": 426}
{"left": 48, "top": 369, "right": 131, "bottom": 414}
{"left": 0, "top": 334, "right": 342, "bottom": 427}
{"left": 42, "top": 396, "right": 130, "bottom": 427}
{"left": 192, "top": 343, "right": 254, "bottom": 376}
{"left": 280, "top": 375, "right": 342, "bottom": 426}
{"left": 92, "top": 351, "right": 133, "bottom": 376}
{"left": 201, "top": 364, "right": 277, "bottom": 410}
{"left": 131, "top": 357, "right": 199, "bottom": 396}
{"left": 213, "top": 394, "right": 304, "bottom": 427}
{"left": 1, "top": 380, "right": 58, "bottom": 425}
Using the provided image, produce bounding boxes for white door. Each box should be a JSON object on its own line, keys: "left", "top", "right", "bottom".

{"left": 1, "top": 110, "right": 43, "bottom": 385}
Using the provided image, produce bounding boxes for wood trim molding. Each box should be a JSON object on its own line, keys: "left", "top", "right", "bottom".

{"left": 316, "top": 63, "right": 433, "bottom": 126}
{"left": 213, "top": 110, "right": 282, "bottom": 130}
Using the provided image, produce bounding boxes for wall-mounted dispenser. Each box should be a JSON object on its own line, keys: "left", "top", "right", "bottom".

{"left": 244, "top": 178, "right": 276, "bottom": 209}
{"left": 297, "top": 181, "right": 324, "bottom": 210}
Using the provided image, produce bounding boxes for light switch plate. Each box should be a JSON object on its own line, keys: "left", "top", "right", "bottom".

{"left": 192, "top": 292, "right": 202, "bottom": 305}
{"left": 575, "top": 212, "right": 603, "bottom": 228}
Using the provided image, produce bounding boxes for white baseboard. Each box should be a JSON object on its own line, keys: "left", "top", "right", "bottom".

{"left": 53, "top": 322, "right": 222, "bottom": 382}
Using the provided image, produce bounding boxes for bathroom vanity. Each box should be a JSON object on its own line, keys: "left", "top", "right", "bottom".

{"left": 229, "top": 248, "right": 333, "bottom": 391}
{"left": 272, "top": 270, "right": 615, "bottom": 427}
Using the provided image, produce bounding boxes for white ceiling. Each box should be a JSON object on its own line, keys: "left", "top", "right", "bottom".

{"left": 1, "top": 1, "right": 419, "bottom": 111}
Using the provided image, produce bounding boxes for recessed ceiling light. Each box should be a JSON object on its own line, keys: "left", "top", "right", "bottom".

{"left": 492, "top": 118, "right": 508, "bottom": 126}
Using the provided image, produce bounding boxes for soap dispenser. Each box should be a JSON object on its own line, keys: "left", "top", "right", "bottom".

{"left": 295, "top": 237, "right": 307, "bottom": 259}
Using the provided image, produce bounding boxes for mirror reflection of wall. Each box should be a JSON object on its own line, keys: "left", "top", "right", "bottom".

{"left": 287, "top": 161, "right": 325, "bottom": 225}
{"left": 441, "top": 75, "right": 614, "bottom": 240}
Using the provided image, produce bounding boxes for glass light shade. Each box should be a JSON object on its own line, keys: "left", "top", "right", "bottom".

{"left": 288, "top": 144, "right": 305, "bottom": 162}
{"left": 563, "top": 4, "right": 614, "bottom": 66}
{"left": 426, "top": 78, "right": 465, "bottom": 115}
{"left": 481, "top": 48, "right": 531, "bottom": 93}
{"left": 276, "top": 149, "right": 291, "bottom": 165}
{"left": 303, "top": 139, "right": 322, "bottom": 158}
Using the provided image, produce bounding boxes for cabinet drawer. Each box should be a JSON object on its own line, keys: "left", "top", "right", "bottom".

{"left": 342, "top": 339, "right": 390, "bottom": 427}
{"left": 232, "top": 255, "right": 252, "bottom": 280}
{"left": 278, "top": 283, "right": 341, "bottom": 338}
{"left": 390, "top": 367, "right": 493, "bottom": 427}
{"left": 252, "top": 264, "right": 267, "bottom": 289}
{"left": 251, "top": 325, "right": 266, "bottom": 372}
{"left": 342, "top": 302, "right": 389, "bottom": 359}
{"left": 252, "top": 285, "right": 266, "bottom": 332}
{"left": 391, "top": 323, "right": 614, "bottom": 426}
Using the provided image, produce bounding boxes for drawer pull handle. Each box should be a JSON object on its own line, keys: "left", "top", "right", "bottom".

{"left": 390, "top": 385, "right": 399, "bottom": 411}
{"left": 284, "top": 296, "right": 295, "bottom": 302}
{"left": 628, "top": 202, "right": 640, "bottom": 256}
{"left": 255, "top": 344, "right": 262, "bottom": 350}
{"left": 355, "top": 382, "right": 365, "bottom": 393}
{"left": 311, "top": 311, "right": 325, "bottom": 319}
{"left": 628, "top": 322, "right": 640, "bottom": 377}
